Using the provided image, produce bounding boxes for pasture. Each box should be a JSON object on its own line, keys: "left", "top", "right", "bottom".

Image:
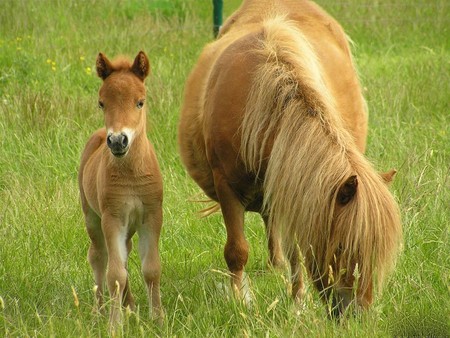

{"left": 0, "top": 0, "right": 448, "bottom": 336}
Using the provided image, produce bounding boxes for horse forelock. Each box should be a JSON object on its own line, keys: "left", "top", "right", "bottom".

{"left": 109, "top": 57, "right": 133, "bottom": 73}
{"left": 328, "top": 155, "right": 402, "bottom": 294}
{"left": 99, "top": 56, "right": 146, "bottom": 97}
{"left": 240, "top": 16, "right": 402, "bottom": 296}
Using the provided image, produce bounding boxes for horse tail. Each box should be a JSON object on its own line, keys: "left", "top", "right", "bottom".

{"left": 188, "top": 194, "right": 221, "bottom": 218}
{"left": 198, "top": 203, "right": 221, "bottom": 218}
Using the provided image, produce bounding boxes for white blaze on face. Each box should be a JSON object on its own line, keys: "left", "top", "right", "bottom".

{"left": 107, "top": 127, "right": 136, "bottom": 147}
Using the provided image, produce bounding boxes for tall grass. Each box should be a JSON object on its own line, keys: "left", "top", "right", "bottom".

{"left": 0, "top": 0, "right": 448, "bottom": 336}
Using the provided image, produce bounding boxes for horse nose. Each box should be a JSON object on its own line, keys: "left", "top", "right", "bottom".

{"left": 106, "top": 132, "right": 129, "bottom": 156}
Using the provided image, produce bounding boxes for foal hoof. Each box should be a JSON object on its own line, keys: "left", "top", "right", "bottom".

{"left": 267, "top": 257, "right": 286, "bottom": 270}
{"left": 151, "top": 307, "right": 165, "bottom": 327}
{"left": 292, "top": 285, "right": 306, "bottom": 304}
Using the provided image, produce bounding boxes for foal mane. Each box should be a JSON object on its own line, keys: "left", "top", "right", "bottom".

{"left": 240, "top": 16, "right": 401, "bottom": 295}
{"left": 106, "top": 56, "right": 133, "bottom": 72}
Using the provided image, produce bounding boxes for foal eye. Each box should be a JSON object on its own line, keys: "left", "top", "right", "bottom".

{"left": 98, "top": 101, "right": 104, "bottom": 109}
{"left": 136, "top": 100, "right": 145, "bottom": 109}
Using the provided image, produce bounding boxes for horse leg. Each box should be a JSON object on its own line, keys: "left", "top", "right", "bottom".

{"left": 122, "top": 238, "right": 135, "bottom": 311}
{"left": 138, "top": 208, "right": 163, "bottom": 324}
{"left": 101, "top": 214, "right": 128, "bottom": 327}
{"left": 213, "top": 171, "right": 250, "bottom": 303}
{"left": 262, "top": 216, "right": 284, "bottom": 268}
{"left": 287, "top": 245, "right": 305, "bottom": 303}
{"left": 85, "top": 210, "right": 107, "bottom": 312}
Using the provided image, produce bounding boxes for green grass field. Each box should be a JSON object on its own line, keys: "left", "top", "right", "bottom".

{"left": 0, "top": 0, "right": 449, "bottom": 336}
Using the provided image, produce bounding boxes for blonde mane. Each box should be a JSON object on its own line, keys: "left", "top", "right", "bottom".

{"left": 240, "top": 17, "right": 402, "bottom": 296}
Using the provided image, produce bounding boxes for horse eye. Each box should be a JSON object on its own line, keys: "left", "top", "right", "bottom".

{"left": 136, "top": 100, "right": 145, "bottom": 109}
{"left": 98, "top": 101, "right": 104, "bottom": 109}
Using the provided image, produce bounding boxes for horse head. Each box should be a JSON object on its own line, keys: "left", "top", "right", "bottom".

{"left": 96, "top": 51, "right": 150, "bottom": 158}
{"left": 321, "top": 167, "right": 401, "bottom": 317}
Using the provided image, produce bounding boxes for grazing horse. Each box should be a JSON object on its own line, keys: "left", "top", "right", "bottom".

{"left": 178, "top": 0, "right": 402, "bottom": 317}
{"left": 78, "top": 51, "right": 163, "bottom": 326}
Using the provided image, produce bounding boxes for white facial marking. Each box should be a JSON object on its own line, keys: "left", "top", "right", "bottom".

{"left": 121, "top": 128, "right": 135, "bottom": 147}
{"left": 106, "top": 128, "right": 136, "bottom": 147}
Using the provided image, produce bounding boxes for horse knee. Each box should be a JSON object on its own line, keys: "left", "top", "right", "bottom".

{"left": 142, "top": 261, "right": 161, "bottom": 285}
{"left": 224, "top": 239, "right": 249, "bottom": 272}
{"left": 106, "top": 266, "right": 128, "bottom": 296}
{"left": 88, "top": 244, "right": 106, "bottom": 266}
{"left": 358, "top": 280, "right": 373, "bottom": 308}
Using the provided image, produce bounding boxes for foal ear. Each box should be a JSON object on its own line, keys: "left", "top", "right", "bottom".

{"left": 380, "top": 168, "right": 397, "bottom": 185}
{"left": 131, "top": 51, "right": 150, "bottom": 81}
{"left": 337, "top": 175, "right": 358, "bottom": 205}
{"left": 96, "top": 52, "right": 114, "bottom": 80}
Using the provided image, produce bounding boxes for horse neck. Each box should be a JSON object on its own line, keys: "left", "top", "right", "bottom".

{"left": 240, "top": 14, "right": 401, "bottom": 295}
{"left": 239, "top": 14, "right": 358, "bottom": 245}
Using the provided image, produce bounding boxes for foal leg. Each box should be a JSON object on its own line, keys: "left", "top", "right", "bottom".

{"left": 262, "top": 216, "right": 284, "bottom": 268}
{"left": 122, "top": 237, "right": 136, "bottom": 311}
{"left": 102, "top": 214, "right": 128, "bottom": 327}
{"left": 85, "top": 210, "right": 107, "bottom": 312}
{"left": 213, "top": 171, "right": 250, "bottom": 303}
{"left": 138, "top": 208, "right": 163, "bottom": 324}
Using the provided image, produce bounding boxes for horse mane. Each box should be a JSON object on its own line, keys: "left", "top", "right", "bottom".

{"left": 240, "top": 16, "right": 402, "bottom": 296}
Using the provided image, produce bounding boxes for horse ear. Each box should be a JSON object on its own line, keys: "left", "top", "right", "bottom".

{"left": 380, "top": 169, "right": 397, "bottom": 185}
{"left": 96, "top": 52, "right": 113, "bottom": 80}
{"left": 337, "top": 175, "right": 358, "bottom": 205}
{"left": 131, "top": 51, "right": 150, "bottom": 81}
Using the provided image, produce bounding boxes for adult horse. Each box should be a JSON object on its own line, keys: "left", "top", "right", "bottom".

{"left": 178, "top": 0, "right": 402, "bottom": 317}
{"left": 79, "top": 51, "right": 163, "bottom": 326}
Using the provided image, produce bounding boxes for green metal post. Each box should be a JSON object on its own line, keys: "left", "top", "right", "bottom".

{"left": 213, "top": 0, "right": 223, "bottom": 38}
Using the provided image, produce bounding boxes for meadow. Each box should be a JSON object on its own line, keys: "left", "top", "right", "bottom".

{"left": 0, "top": 0, "right": 448, "bottom": 336}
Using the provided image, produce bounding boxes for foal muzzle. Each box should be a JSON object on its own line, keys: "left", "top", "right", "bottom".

{"left": 106, "top": 132, "right": 129, "bottom": 157}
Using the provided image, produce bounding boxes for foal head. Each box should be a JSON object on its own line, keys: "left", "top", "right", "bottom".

{"left": 96, "top": 51, "right": 150, "bottom": 157}
{"left": 319, "top": 167, "right": 401, "bottom": 317}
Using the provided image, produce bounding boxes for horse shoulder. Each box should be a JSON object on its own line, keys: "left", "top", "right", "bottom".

{"left": 80, "top": 128, "right": 106, "bottom": 168}
{"left": 79, "top": 128, "right": 106, "bottom": 215}
{"left": 202, "top": 31, "right": 269, "bottom": 207}
{"left": 178, "top": 43, "right": 219, "bottom": 162}
{"left": 204, "top": 30, "right": 263, "bottom": 161}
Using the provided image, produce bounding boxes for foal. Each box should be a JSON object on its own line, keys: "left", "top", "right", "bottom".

{"left": 78, "top": 51, "right": 163, "bottom": 325}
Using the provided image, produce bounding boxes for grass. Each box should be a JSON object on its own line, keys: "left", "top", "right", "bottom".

{"left": 0, "top": 0, "right": 449, "bottom": 336}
